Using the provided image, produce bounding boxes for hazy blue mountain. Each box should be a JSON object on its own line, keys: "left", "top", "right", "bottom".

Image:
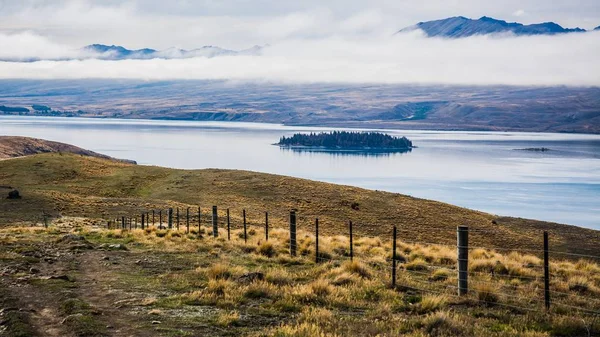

{"left": 81, "top": 44, "right": 262, "bottom": 60}
{"left": 595, "top": 26, "right": 600, "bottom": 31}
{"left": 398, "top": 16, "right": 587, "bottom": 38}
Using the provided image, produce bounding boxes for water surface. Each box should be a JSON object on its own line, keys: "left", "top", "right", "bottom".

{"left": 1, "top": 116, "right": 599, "bottom": 229}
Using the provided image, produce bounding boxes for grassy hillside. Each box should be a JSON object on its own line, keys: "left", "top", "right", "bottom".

{"left": 0, "top": 153, "right": 599, "bottom": 257}
{"left": 0, "top": 136, "right": 135, "bottom": 163}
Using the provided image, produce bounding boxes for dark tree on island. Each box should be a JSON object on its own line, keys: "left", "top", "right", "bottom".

{"left": 277, "top": 131, "right": 413, "bottom": 149}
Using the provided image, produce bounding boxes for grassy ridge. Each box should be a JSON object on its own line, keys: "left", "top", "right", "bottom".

{"left": 0, "top": 153, "right": 599, "bottom": 256}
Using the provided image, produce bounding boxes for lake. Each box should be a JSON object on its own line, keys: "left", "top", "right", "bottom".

{"left": 1, "top": 116, "right": 599, "bottom": 229}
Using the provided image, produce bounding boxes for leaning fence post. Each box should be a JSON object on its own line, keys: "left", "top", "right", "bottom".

{"left": 457, "top": 226, "right": 469, "bottom": 296}
{"left": 544, "top": 231, "right": 551, "bottom": 310}
{"left": 243, "top": 209, "right": 247, "bottom": 243}
{"left": 315, "top": 218, "right": 319, "bottom": 263}
{"left": 226, "top": 208, "right": 231, "bottom": 241}
{"left": 290, "top": 210, "right": 297, "bottom": 257}
{"left": 212, "top": 206, "right": 218, "bottom": 238}
{"left": 265, "top": 212, "right": 269, "bottom": 241}
{"left": 349, "top": 221, "right": 354, "bottom": 261}
{"left": 392, "top": 226, "right": 397, "bottom": 288}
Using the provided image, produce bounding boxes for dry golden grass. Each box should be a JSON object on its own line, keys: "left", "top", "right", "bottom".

{"left": 2, "top": 153, "right": 600, "bottom": 259}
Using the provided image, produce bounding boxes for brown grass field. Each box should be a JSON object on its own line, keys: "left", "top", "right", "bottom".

{"left": 0, "top": 153, "right": 599, "bottom": 336}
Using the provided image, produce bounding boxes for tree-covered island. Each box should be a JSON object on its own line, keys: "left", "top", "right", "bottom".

{"left": 276, "top": 131, "right": 414, "bottom": 150}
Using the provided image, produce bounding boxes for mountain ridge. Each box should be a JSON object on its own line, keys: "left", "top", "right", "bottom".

{"left": 398, "top": 16, "right": 588, "bottom": 38}
{"left": 82, "top": 44, "right": 263, "bottom": 60}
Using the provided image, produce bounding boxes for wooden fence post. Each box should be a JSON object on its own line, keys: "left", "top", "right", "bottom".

{"left": 349, "top": 221, "right": 354, "bottom": 261}
{"left": 122, "top": 216, "right": 125, "bottom": 229}
{"left": 212, "top": 206, "right": 218, "bottom": 238}
{"left": 176, "top": 207, "right": 180, "bottom": 231}
{"left": 186, "top": 207, "right": 190, "bottom": 234}
{"left": 265, "top": 212, "right": 269, "bottom": 241}
{"left": 141, "top": 213, "right": 145, "bottom": 229}
{"left": 315, "top": 218, "right": 319, "bottom": 263}
{"left": 168, "top": 208, "right": 173, "bottom": 229}
{"left": 159, "top": 211, "right": 162, "bottom": 229}
{"left": 243, "top": 209, "right": 247, "bottom": 243}
{"left": 544, "top": 231, "right": 551, "bottom": 310}
{"left": 457, "top": 226, "right": 469, "bottom": 296}
{"left": 227, "top": 208, "right": 231, "bottom": 241}
{"left": 152, "top": 210, "right": 155, "bottom": 227}
{"left": 392, "top": 226, "right": 397, "bottom": 288}
{"left": 198, "top": 207, "right": 201, "bottom": 236}
{"left": 290, "top": 211, "right": 297, "bottom": 257}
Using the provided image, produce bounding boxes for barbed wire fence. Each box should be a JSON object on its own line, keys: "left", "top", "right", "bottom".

{"left": 93, "top": 205, "right": 600, "bottom": 317}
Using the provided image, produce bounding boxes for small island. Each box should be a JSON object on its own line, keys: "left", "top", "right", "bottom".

{"left": 276, "top": 131, "right": 414, "bottom": 152}
{"left": 515, "top": 147, "right": 551, "bottom": 152}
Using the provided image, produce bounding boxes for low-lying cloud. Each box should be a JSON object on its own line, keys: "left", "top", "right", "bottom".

{"left": 0, "top": 30, "right": 599, "bottom": 86}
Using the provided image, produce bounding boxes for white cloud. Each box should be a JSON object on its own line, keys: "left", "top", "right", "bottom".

{"left": 0, "top": 30, "right": 599, "bottom": 86}
{"left": 513, "top": 9, "right": 526, "bottom": 17}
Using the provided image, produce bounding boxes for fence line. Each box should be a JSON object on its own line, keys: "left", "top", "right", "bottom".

{"left": 82, "top": 206, "right": 600, "bottom": 316}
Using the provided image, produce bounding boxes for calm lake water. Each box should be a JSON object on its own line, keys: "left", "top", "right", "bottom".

{"left": 1, "top": 116, "right": 599, "bottom": 229}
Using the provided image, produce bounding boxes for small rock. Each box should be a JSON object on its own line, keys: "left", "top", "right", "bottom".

{"left": 135, "top": 260, "right": 141, "bottom": 264}
{"left": 237, "top": 272, "right": 265, "bottom": 284}
{"left": 151, "top": 321, "right": 161, "bottom": 325}
{"left": 108, "top": 244, "right": 128, "bottom": 251}
{"left": 101, "top": 256, "right": 110, "bottom": 261}
{"left": 7, "top": 190, "right": 21, "bottom": 199}
{"left": 61, "top": 313, "right": 83, "bottom": 324}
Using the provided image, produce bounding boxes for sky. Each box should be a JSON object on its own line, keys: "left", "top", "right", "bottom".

{"left": 0, "top": 0, "right": 599, "bottom": 85}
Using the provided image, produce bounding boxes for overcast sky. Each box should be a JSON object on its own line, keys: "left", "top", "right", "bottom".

{"left": 0, "top": 0, "right": 599, "bottom": 86}
{"left": 1, "top": 0, "right": 599, "bottom": 49}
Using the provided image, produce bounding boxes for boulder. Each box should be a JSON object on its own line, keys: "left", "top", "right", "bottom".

{"left": 7, "top": 190, "right": 21, "bottom": 199}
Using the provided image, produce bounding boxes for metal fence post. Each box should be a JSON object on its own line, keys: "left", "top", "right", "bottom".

{"left": 457, "top": 226, "right": 469, "bottom": 296}
{"left": 198, "top": 207, "right": 201, "bottom": 236}
{"left": 544, "top": 231, "right": 551, "bottom": 310}
{"left": 265, "top": 212, "right": 269, "bottom": 241}
{"left": 315, "top": 218, "right": 319, "bottom": 263}
{"left": 349, "top": 220, "right": 354, "bottom": 261}
{"left": 212, "top": 206, "right": 218, "bottom": 238}
{"left": 392, "top": 226, "right": 397, "bottom": 288}
{"left": 243, "top": 209, "right": 247, "bottom": 243}
{"left": 186, "top": 207, "right": 190, "bottom": 233}
{"left": 227, "top": 208, "right": 231, "bottom": 241}
{"left": 290, "top": 210, "right": 297, "bottom": 257}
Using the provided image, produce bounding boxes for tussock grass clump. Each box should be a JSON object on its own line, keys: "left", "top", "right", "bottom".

{"left": 244, "top": 281, "right": 278, "bottom": 299}
{"left": 429, "top": 269, "right": 450, "bottom": 282}
{"left": 207, "top": 263, "right": 232, "bottom": 280}
{"left": 216, "top": 310, "right": 240, "bottom": 327}
{"left": 257, "top": 241, "right": 277, "bottom": 257}
{"left": 405, "top": 258, "right": 428, "bottom": 271}
{"left": 422, "top": 311, "right": 464, "bottom": 336}
{"left": 310, "top": 279, "right": 333, "bottom": 297}
{"left": 331, "top": 272, "right": 360, "bottom": 286}
{"left": 418, "top": 295, "right": 448, "bottom": 314}
{"left": 266, "top": 268, "right": 293, "bottom": 286}
{"left": 341, "top": 260, "right": 372, "bottom": 279}
{"left": 475, "top": 283, "right": 499, "bottom": 305}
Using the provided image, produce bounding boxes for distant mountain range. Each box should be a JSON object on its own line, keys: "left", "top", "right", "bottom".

{"left": 81, "top": 44, "right": 263, "bottom": 60}
{"left": 398, "top": 16, "right": 593, "bottom": 38}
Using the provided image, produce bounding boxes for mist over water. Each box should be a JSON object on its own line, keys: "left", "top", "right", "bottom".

{"left": 1, "top": 116, "right": 599, "bottom": 229}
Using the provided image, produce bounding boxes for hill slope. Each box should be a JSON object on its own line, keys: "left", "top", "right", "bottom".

{"left": 398, "top": 16, "right": 587, "bottom": 38}
{"left": 0, "top": 153, "right": 598, "bottom": 256}
{"left": 0, "top": 136, "right": 135, "bottom": 163}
